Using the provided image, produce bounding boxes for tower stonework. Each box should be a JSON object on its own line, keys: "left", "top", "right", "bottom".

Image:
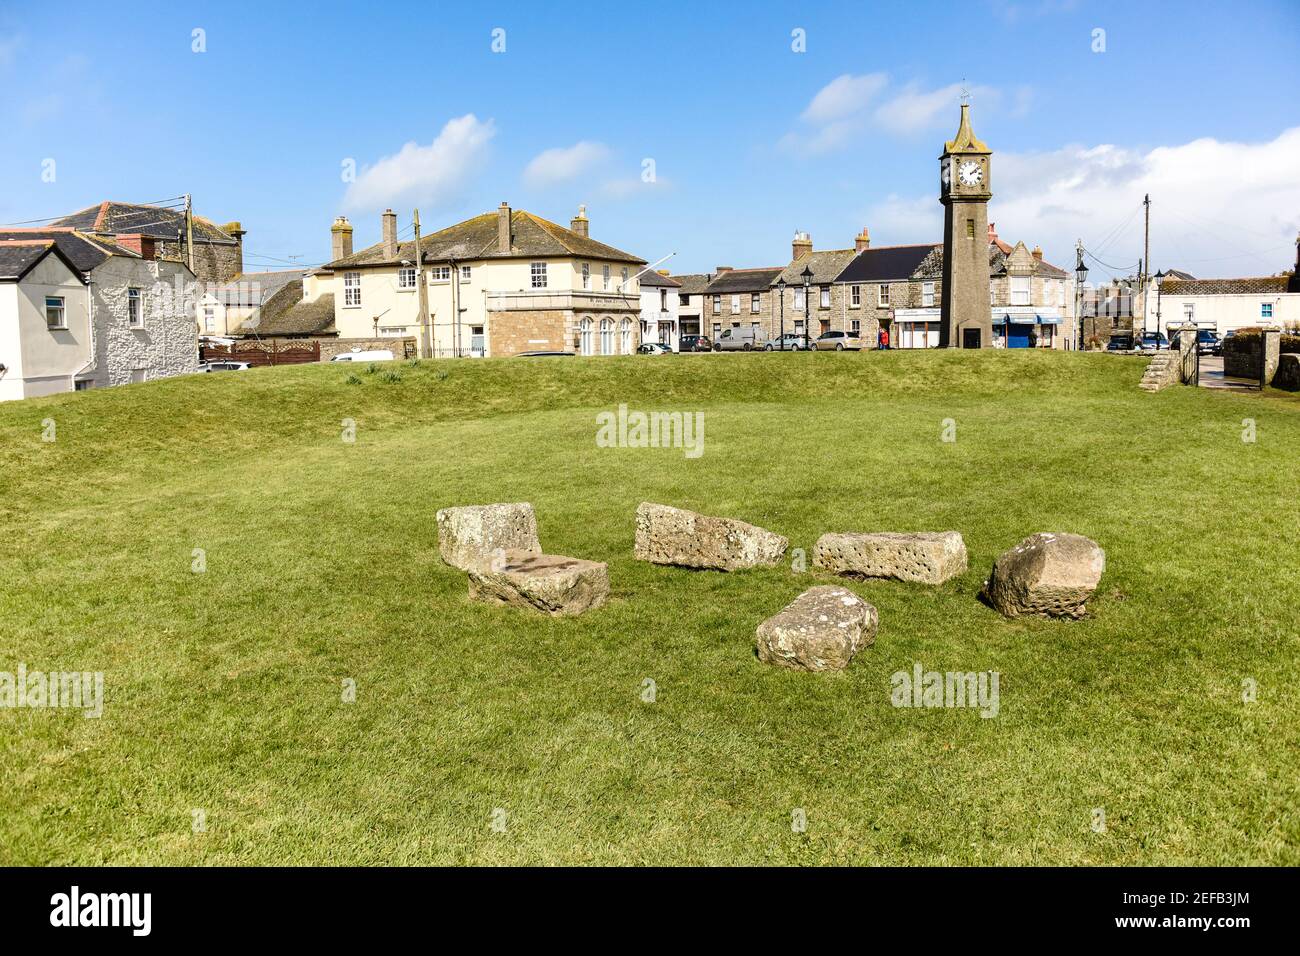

{"left": 939, "top": 104, "right": 993, "bottom": 348}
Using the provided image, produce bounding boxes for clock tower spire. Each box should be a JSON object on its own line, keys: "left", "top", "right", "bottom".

{"left": 939, "top": 102, "right": 993, "bottom": 348}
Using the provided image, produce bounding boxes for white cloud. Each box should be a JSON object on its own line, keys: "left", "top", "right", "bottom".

{"left": 343, "top": 114, "right": 495, "bottom": 211}
{"left": 782, "top": 75, "right": 1009, "bottom": 156}
{"left": 801, "top": 72, "right": 888, "bottom": 124}
{"left": 876, "top": 83, "right": 996, "bottom": 135}
{"left": 523, "top": 141, "right": 611, "bottom": 188}
{"left": 866, "top": 128, "right": 1300, "bottom": 279}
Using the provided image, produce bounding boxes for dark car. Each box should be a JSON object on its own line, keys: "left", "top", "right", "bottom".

{"left": 1196, "top": 329, "right": 1222, "bottom": 356}
{"left": 1139, "top": 331, "right": 1169, "bottom": 351}
{"left": 679, "top": 335, "right": 712, "bottom": 353}
{"left": 1105, "top": 337, "right": 1133, "bottom": 352}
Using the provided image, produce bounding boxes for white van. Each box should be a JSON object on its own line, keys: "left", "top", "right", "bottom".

{"left": 713, "top": 327, "right": 768, "bottom": 351}
{"left": 330, "top": 349, "right": 395, "bottom": 362}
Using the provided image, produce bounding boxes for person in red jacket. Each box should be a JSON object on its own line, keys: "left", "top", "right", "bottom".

{"left": 879, "top": 326, "right": 891, "bottom": 350}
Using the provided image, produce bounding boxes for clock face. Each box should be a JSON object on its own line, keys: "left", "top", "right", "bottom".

{"left": 958, "top": 160, "right": 983, "bottom": 187}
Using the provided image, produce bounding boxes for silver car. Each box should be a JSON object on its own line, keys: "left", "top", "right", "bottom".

{"left": 814, "top": 330, "right": 863, "bottom": 351}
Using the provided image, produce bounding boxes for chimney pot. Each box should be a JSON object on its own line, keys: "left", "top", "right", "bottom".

{"left": 855, "top": 227, "right": 871, "bottom": 252}
{"left": 1032, "top": 245, "right": 1043, "bottom": 260}
{"left": 792, "top": 231, "right": 812, "bottom": 261}
{"left": 987, "top": 222, "right": 998, "bottom": 243}
{"left": 331, "top": 216, "right": 354, "bottom": 261}
{"left": 570, "top": 203, "right": 589, "bottom": 239}
{"left": 381, "top": 209, "right": 398, "bottom": 260}
{"left": 715, "top": 265, "right": 733, "bottom": 274}
{"left": 498, "top": 202, "right": 512, "bottom": 254}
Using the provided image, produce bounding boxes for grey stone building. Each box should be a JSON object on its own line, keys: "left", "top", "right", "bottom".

{"left": 701, "top": 266, "right": 785, "bottom": 344}
{"left": 51, "top": 201, "right": 245, "bottom": 285}
{"left": 769, "top": 232, "right": 865, "bottom": 345}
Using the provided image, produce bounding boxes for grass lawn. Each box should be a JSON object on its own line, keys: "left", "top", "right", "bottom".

{"left": 1, "top": 349, "right": 1297, "bottom": 865}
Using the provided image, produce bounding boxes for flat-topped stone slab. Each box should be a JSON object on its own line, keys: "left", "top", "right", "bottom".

{"left": 813, "top": 531, "right": 967, "bottom": 585}
{"left": 437, "top": 502, "right": 540, "bottom": 571}
{"left": 467, "top": 549, "right": 609, "bottom": 616}
{"left": 634, "top": 502, "right": 787, "bottom": 571}
{"left": 755, "top": 585, "right": 878, "bottom": 672}
{"left": 980, "top": 532, "right": 1105, "bottom": 619}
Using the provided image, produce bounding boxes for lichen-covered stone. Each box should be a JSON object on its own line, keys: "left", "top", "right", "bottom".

{"left": 813, "top": 531, "right": 967, "bottom": 584}
{"left": 633, "top": 502, "right": 787, "bottom": 571}
{"left": 467, "top": 549, "right": 608, "bottom": 616}
{"left": 755, "top": 585, "right": 878, "bottom": 672}
{"left": 437, "top": 502, "right": 540, "bottom": 571}
{"left": 980, "top": 532, "right": 1105, "bottom": 619}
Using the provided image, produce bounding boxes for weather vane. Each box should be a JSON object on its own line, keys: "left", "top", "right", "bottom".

{"left": 960, "top": 79, "right": 970, "bottom": 106}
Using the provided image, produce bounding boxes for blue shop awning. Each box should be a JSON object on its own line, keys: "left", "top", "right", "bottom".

{"left": 994, "top": 313, "right": 1060, "bottom": 325}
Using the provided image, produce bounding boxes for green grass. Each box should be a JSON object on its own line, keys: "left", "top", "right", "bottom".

{"left": 1, "top": 350, "right": 1297, "bottom": 865}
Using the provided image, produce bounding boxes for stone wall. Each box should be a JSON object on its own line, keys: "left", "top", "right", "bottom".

{"left": 1224, "top": 328, "right": 1282, "bottom": 382}
{"left": 489, "top": 309, "right": 570, "bottom": 356}
{"left": 154, "top": 238, "right": 243, "bottom": 285}
{"left": 319, "top": 337, "right": 417, "bottom": 360}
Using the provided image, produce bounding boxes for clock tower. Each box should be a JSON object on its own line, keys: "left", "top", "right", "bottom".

{"left": 939, "top": 103, "right": 993, "bottom": 348}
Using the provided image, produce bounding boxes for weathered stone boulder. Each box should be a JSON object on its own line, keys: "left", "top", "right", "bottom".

{"left": 813, "top": 531, "right": 967, "bottom": 584}
{"left": 980, "top": 532, "right": 1105, "bottom": 619}
{"left": 634, "top": 502, "right": 787, "bottom": 571}
{"left": 467, "top": 549, "right": 609, "bottom": 616}
{"left": 1274, "top": 353, "right": 1300, "bottom": 391}
{"left": 437, "top": 502, "right": 540, "bottom": 571}
{"left": 755, "top": 586, "right": 878, "bottom": 672}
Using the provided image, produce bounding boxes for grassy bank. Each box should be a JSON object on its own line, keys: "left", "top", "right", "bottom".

{"left": 1, "top": 349, "right": 1296, "bottom": 864}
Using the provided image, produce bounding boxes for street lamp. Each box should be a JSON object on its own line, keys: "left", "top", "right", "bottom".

{"left": 801, "top": 265, "right": 814, "bottom": 349}
{"left": 777, "top": 277, "right": 786, "bottom": 350}
{"left": 1074, "top": 250, "right": 1089, "bottom": 351}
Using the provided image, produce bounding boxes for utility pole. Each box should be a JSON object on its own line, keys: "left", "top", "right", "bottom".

{"left": 413, "top": 209, "right": 430, "bottom": 359}
{"left": 1141, "top": 193, "right": 1151, "bottom": 335}
{"left": 184, "top": 193, "right": 195, "bottom": 273}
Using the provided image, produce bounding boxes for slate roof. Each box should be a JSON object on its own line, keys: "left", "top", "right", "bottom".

{"left": 669, "top": 273, "right": 711, "bottom": 295}
{"left": 1161, "top": 268, "right": 1197, "bottom": 281}
{"left": 326, "top": 209, "right": 644, "bottom": 269}
{"left": 52, "top": 202, "right": 238, "bottom": 245}
{"left": 0, "top": 240, "right": 82, "bottom": 281}
{"left": 0, "top": 228, "right": 129, "bottom": 272}
{"left": 637, "top": 270, "right": 680, "bottom": 288}
{"left": 704, "top": 267, "right": 785, "bottom": 294}
{"left": 834, "top": 244, "right": 941, "bottom": 284}
{"left": 252, "top": 288, "right": 337, "bottom": 336}
{"left": 989, "top": 244, "right": 1069, "bottom": 278}
{"left": 773, "top": 249, "right": 860, "bottom": 287}
{"left": 1160, "top": 276, "right": 1291, "bottom": 296}
{"left": 211, "top": 269, "right": 303, "bottom": 307}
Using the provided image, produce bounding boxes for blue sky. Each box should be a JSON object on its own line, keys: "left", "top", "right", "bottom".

{"left": 2, "top": 0, "right": 1298, "bottom": 279}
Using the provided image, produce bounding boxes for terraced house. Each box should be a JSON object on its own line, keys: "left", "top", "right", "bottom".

{"left": 769, "top": 229, "right": 871, "bottom": 344}
{"left": 310, "top": 203, "right": 645, "bottom": 357}
{"left": 702, "top": 266, "right": 785, "bottom": 344}
{"left": 0, "top": 222, "right": 197, "bottom": 400}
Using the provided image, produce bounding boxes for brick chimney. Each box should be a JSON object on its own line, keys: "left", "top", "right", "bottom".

{"left": 498, "top": 202, "right": 512, "bottom": 254}
{"left": 331, "top": 216, "right": 353, "bottom": 261}
{"left": 855, "top": 227, "right": 871, "bottom": 252}
{"left": 715, "top": 265, "right": 733, "bottom": 274}
{"left": 114, "top": 233, "right": 156, "bottom": 260}
{"left": 570, "top": 204, "right": 589, "bottom": 238}
{"left": 1032, "top": 245, "right": 1044, "bottom": 260}
{"left": 792, "top": 231, "right": 812, "bottom": 261}
{"left": 987, "top": 222, "right": 998, "bottom": 244}
{"left": 381, "top": 209, "right": 398, "bottom": 259}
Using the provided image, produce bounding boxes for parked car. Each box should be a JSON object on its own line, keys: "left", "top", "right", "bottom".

{"left": 1196, "top": 329, "right": 1222, "bottom": 355}
{"left": 330, "top": 349, "right": 395, "bottom": 362}
{"left": 1138, "top": 331, "right": 1169, "bottom": 351}
{"left": 814, "top": 330, "right": 864, "bottom": 351}
{"left": 198, "top": 361, "right": 251, "bottom": 372}
{"left": 637, "top": 342, "right": 673, "bottom": 355}
{"left": 515, "top": 350, "right": 574, "bottom": 357}
{"left": 713, "top": 327, "right": 768, "bottom": 351}
{"left": 764, "top": 333, "right": 814, "bottom": 351}
{"left": 679, "top": 334, "right": 712, "bottom": 353}
{"left": 1106, "top": 335, "right": 1134, "bottom": 352}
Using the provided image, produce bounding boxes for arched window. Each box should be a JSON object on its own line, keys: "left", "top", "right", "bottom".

{"left": 580, "top": 317, "right": 593, "bottom": 356}
{"left": 599, "top": 317, "right": 613, "bottom": 355}
{"left": 621, "top": 318, "right": 633, "bottom": 354}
